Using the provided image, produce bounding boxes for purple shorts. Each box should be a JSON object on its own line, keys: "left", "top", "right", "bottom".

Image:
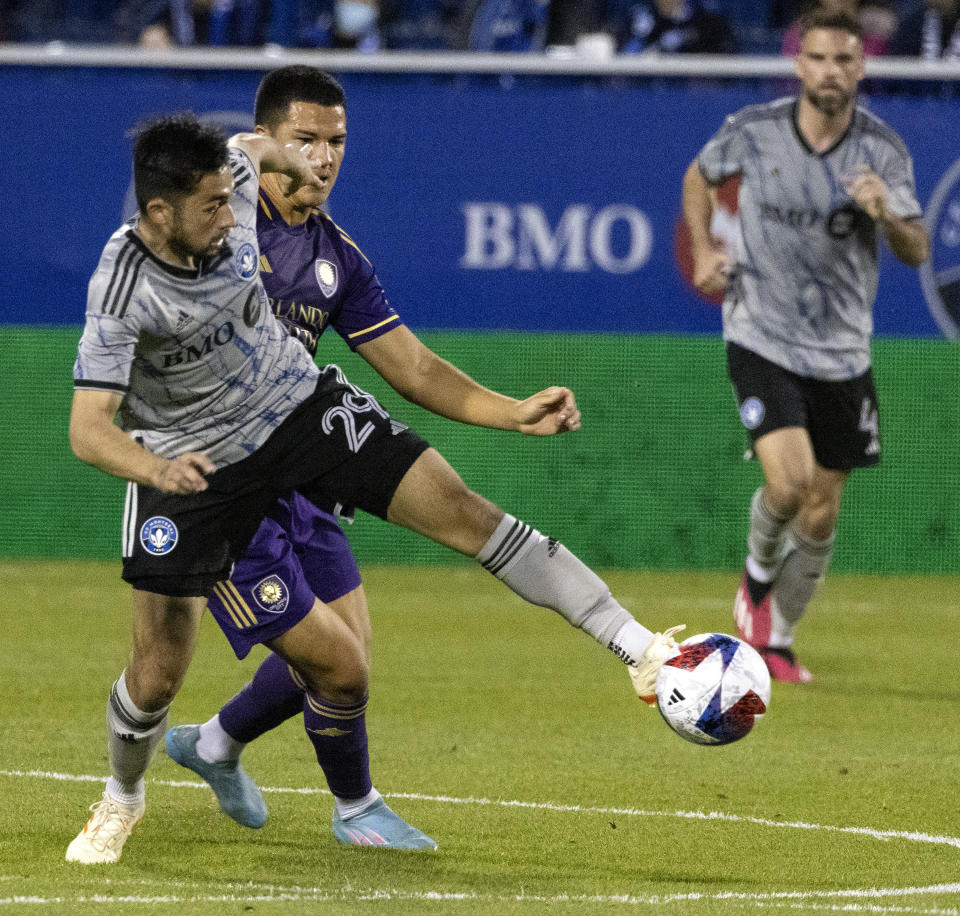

{"left": 206, "top": 492, "right": 362, "bottom": 659}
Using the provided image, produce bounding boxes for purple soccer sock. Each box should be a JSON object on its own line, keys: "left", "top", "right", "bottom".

{"left": 219, "top": 652, "right": 304, "bottom": 744}
{"left": 303, "top": 691, "right": 372, "bottom": 800}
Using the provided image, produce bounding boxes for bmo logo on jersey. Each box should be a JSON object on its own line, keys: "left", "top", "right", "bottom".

{"left": 460, "top": 203, "right": 653, "bottom": 274}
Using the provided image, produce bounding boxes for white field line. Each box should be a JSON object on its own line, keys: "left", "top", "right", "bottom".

{"left": 0, "top": 878, "right": 959, "bottom": 911}
{"left": 2, "top": 767, "right": 960, "bottom": 853}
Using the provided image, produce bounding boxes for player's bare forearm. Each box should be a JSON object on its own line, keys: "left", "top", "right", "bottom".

{"left": 69, "top": 390, "right": 213, "bottom": 494}
{"left": 358, "top": 327, "right": 577, "bottom": 433}
{"left": 228, "top": 133, "right": 318, "bottom": 190}
{"left": 682, "top": 159, "right": 732, "bottom": 294}
{"left": 879, "top": 214, "right": 929, "bottom": 268}
{"left": 682, "top": 159, "right": 716, "bottom": 253}
{"left": 359, "top": 327, "right": 519, "bottom": 428}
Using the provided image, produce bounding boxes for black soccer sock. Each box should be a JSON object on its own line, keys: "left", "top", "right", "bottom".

{"left": 746, "top": 573, "right": 773, "bottom": 606}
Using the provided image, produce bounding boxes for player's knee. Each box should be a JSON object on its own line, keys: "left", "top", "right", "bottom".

{"left": 125, "top": 662, "right": 184, "bottom": 710}
{"left": 764, "top": 477, "right": 810, "bottom": 518}
{"left": 295, "top": 651, "right": 369, "bottom": 705}
{"left": 796, "top": 498, "right": 841, "bottom": 541}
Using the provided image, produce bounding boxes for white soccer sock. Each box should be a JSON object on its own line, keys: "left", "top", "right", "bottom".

{"left": 105, "top": 670, "right": 168, "bottom": 805}
{"left": 476, "top": 514, "right": 652, "bottom": 663}
{"left": 196, "top": 714, "right": 246, "bottom": 764}
{"left": 334, "top": 787, "right": 382, "bottom": 819}
{"left": 608, "top": 619, "right": 655, "bottom": 667}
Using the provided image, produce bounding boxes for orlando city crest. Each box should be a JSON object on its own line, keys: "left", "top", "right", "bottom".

{"left": 140, "top": 517, "right": 178, "bottom": 556}
{"left": 921, "top": 155, "right": 960, "bottom": 339}
{"left": 235, "top": 242, "right": 258, "bottom": 280}
{"left": 315, "top": 259, "right": 339, "bottom": 298}
{"left": 253, "top": 575, "right": 290, "bottom": 614}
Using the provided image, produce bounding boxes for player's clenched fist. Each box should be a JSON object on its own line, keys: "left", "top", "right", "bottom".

{"left": 516, "top": 386, "right": 581, "bottom": 436}
{"left": 843, "top": 165, "right": 889, "bottom": 222}
{"left": 692, "top": 245, "right": 732, "bottom": 296}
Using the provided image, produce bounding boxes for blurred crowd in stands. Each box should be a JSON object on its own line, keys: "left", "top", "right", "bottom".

{"left": 1, "top": 0, "right": 958, "bottom": 60}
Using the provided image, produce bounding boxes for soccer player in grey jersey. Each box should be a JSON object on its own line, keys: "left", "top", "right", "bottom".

{"left": 682, "top": 9, "right": 929, "bottom": 683}
{"left": 66, "top": 112, "right": 683, "bottom": 864}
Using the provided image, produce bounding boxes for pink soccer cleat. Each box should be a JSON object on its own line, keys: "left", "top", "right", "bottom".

{"left": 759, "top": 647, "right": 813, "bottom": 684}
{"left": 733, "top": 568, "right": 772, "bottom": 648}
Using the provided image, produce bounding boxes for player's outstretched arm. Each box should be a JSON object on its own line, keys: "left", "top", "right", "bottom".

{"left": 357, "top": 325, "right": 578, "bottom": 435}
{"left": 69, "top": 390, "right": 214, "bottom": 494}
{"left": 227, "top": 133, "right": 320, "bottom": 197}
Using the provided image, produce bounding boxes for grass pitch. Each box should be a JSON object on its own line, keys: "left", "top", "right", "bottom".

{"left": 1, "top": 560, "right": 959, "bottom": 914}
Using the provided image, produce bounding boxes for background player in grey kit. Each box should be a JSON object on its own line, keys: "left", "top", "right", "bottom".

{"left": 67, "top": 111, "right": 683, "bottom": 864}
{"left": 682, "top": 8, "right": 928, "bottom": 683}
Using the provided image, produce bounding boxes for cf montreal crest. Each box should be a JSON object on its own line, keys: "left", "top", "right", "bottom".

{"left": 235, "top": 242, "right": 258, "bottom": 280}
{"left": 921, "top": 155, "right": 960, "bottom": 339}
{"left": 140, "top": 517, "right": 178, "bottom": 555}
{"left": 739, "top": 396, "right": 765, "bottom": 430}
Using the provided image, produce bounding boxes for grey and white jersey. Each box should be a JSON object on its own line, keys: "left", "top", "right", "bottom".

{"left": 698, "top": 96, "right": 921, "bottom": 380}
{"left": 73, "top": 148, "right": 320, "bottom": 466}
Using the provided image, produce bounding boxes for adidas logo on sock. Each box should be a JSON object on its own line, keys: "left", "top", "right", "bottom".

{"left": 666, "top": 688, "right": 685, "bottom": 706}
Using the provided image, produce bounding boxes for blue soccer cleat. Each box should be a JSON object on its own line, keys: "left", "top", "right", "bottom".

{"left": 165, "top": 725, "right": 268, "bottom": 829}
{"left": 332, "top": 798, "right": 437, "bottom": 850}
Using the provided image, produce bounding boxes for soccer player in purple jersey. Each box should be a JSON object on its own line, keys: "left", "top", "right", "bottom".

{"left": 682, "top": 10, "right": 928, "bottom": 684}
{"left": 67, "top": 102, "right": 683, "bottom": 863}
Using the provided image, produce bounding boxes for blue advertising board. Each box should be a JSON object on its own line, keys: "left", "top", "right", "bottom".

{"left": 1, "top": 66, "right": 957, "bottom": 336}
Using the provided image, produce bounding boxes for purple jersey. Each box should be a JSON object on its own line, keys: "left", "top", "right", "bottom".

{"left": 208, "top": 198, "right": 404, "bottom": 649}
{"left": 257, "top": 191, "right": 403, "bottom": 355}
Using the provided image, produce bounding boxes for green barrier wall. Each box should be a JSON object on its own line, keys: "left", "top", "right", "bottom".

{"left": 1, "top": 327, "right": 956, "bottom": 573}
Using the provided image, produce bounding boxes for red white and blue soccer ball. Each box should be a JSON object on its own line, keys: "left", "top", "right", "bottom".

{"left": 655, "top": 633, "right": 771, "bottom": 746}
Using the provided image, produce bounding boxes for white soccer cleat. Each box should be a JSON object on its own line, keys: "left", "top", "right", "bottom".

{"left": 629, "top": 625, "right": 686, "bottom": 706}
{"left": 65, "top": 792, "right": 145, "bottom": 864}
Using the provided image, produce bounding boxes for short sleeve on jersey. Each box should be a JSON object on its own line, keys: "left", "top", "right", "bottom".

{"left": 878, "top": 147, "right": 922, "bottom": 221}
{"left": 330, "top": 224, "right": 403, "bottom": 350}
{"left": 73, "top": 237, "right": 145, "bottom": 391}
{"left": 228, "top": 146, "right": 259, "bottom": 231}
{"left": 698, "top": 112, "right": 747, "bottom": 186}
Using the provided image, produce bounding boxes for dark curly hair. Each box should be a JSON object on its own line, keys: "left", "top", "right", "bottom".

{"left": 132, "top": 112, "right": 228, "bottom": 211}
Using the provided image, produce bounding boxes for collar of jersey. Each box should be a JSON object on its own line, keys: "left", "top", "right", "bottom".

{"left": 258, "top": 189, "right": 327, "bottom": 235}
{"left": 125, "top": 228, "right": 231, "bottom": 279}
{"left": 790, "top": 97, "right": 856, "bottom": 158}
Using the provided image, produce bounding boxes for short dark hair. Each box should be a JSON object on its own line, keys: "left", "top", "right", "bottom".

{"left": 800, "top": 8, "right": 863, "bottom": 40}
{"left": 132, "top": 112, "right": 228, "bottom": 211}
{"left": 254, "top": 66, "right": 346, "bottom": 129}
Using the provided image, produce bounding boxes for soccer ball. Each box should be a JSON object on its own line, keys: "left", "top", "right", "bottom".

{"left": 656, "top": 632, "right": 771, "bottom": 746}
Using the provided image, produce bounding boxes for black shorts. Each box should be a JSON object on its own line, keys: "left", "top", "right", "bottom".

{"left": 726, "top": 342, "right": 880, "bottom": 471}
{"left": 121, "top": 366, "right": 430, "bottom": 597}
